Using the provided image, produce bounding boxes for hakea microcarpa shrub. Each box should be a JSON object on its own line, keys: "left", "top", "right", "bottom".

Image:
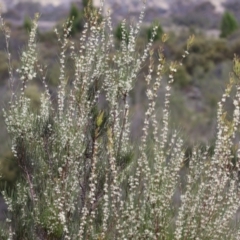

{"left": 0, "top": 1, "right": 240, "bottom": 239}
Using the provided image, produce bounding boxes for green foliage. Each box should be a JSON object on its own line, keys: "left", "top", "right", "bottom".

{"left": 0, "top": 152, "right": 18, "bottom": 191}
{"left": 205, "top": 39, "right": 230, "bottom": 63}
{"left": 182, "top": 37, "right": 230, "bottom": 75}
{"left": 230, "top": 38, "right": 240, "bottom": 56}
{"left": 68, "top": 4, "right": 84, "bottom": 36}
{"left": 188, "top": 37, "right": 209, "bottom": 54}
{"left": 67, "top": 2, "right": 102, "bottom": 37}
{"left": 174, "top": 65, "right": 192, "bottom": 88}
{"left": 185, "top": 53, "right": 212, "bottom": 75}
{"left": 83, "top": 0, "right": 93, "bottom": 9}
{"left": 114, "top": 21, "right": 130, "bottom": 43}
{"left": 39, "top": 205, "right": 64, "bottom": 238}
{"left": 220, "top": 11, "right": 239, "bottom": 38}
{"left": 0, "top": 52, "right": 9, "bottom": 84}
{"left": 39, "top": 30, "right": 58, "bottom": 43}
{"left": 23, "top": 15, "right": 33, "bottom": 32}
{"left": 47, "top": 63, "right": 60, "bottom": 86}
{"left": 147, "top": 20, "right": 164, "bottom": 42}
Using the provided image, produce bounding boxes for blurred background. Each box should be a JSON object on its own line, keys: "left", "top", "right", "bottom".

{"left": 0, "top": 0, "right": 240, "bottom": 185}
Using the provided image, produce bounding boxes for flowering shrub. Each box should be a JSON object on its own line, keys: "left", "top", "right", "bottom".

{"left": 1, "top": 1, "right": 240, "bottom": 239}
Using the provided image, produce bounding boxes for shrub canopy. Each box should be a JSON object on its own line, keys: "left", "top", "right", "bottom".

{"left": 220, "top": 11, "right": 238, "bottom": 38}
{"left": 1, "top": 2, "right": 240, "bottom": 240}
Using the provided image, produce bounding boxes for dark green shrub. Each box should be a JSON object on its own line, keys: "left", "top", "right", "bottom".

{"left": 83, "top": 0, "right": 93, "bottom": 9}
{"left": 68, "top": 4, "right": 84, "bottom": 36}
{"left": 147, "top": 20, "right": 164, "bottom": 42}
{"left": 114, "top": 21, "right": 130, "bottom": 43}
{"left": 220, "top": 11, "right": 238, "bottom": 38}
{"left": 185, "top": 53, "right": 213, "bottom": 75}
{"left": 205, "top": 39, "right": 230, "bottom": 63}
{"left": 188, "top": 37, "right": 210, "bottom": 54}
{"left": 230, "top": 38, "right": 240, "bottom": 56}
{"left": 0, "top": 52, "right": 9, "bottom": 84}
{"left": 181, "top": 37, "right": 230, "bottom": 75}
{"left": 174, "top": 66, "right": 192, "bottom": 88}
{"left": 23, "top": 15, "right": 33, "bottom": 32}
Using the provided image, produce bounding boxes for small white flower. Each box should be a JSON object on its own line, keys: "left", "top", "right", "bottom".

{"left": 28, "top": 74, "right": 33, "bottom": 80}
{"left": 58, "top": 212, "right": 66, "bottom": 223}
